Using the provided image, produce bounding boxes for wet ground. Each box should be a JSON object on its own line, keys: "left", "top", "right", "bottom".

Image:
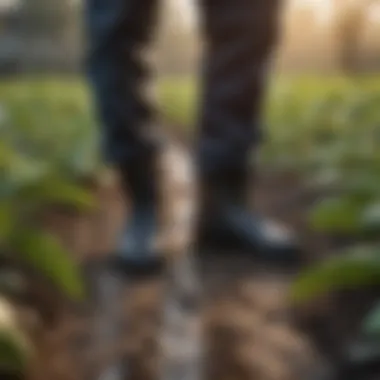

{"left": 24, "top": 145, "right": 371, "bottom": 380}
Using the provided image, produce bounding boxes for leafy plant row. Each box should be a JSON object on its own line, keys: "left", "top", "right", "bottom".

{"left": 0, "top": 78, "right": 100, "bottom": 375}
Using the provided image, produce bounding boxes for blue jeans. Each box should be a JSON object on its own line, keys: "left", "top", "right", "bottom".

{"left": 85, "top": 0, "right": 281, "bottom": 176}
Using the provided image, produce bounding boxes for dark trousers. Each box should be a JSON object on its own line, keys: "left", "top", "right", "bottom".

{"left": 86, "top": 0, "right": 281, "bottom": 177}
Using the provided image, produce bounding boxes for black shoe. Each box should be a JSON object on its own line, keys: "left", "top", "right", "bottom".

{"left": 198, "top": 204, "right": 300, "bottom": 263}
{"left": 110, "top": 153, "right": 165, "bottom": 277}
{"left": 196, "top": 166, "right": 302, "bottom": 266}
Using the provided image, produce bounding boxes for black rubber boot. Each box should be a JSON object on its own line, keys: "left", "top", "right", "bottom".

{"left": 110, "top": 152, "right": 165, "bottom": 277}
{"left": 196, "top": 165, "right": 302, "bottom": 266}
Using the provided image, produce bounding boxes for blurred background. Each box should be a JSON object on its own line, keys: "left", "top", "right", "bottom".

{"left": 1, "top": 1, "right": 380, "bottom": 380}
{"left": 1, "top": 0, "right": 380, "bottom": 74}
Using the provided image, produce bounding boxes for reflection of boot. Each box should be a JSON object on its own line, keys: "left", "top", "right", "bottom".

{"left": 112, "top": 153, "right": 164, "bottom": 276}
{"left": 196, "top": 166, "right": 302, "bottom": 266}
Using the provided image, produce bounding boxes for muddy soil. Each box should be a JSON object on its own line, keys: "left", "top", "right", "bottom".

{"left": 24, "top": 169, "right": 374, "bottom": 380}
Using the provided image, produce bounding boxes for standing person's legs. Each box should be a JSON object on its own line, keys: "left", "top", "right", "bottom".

{"left": 86, "top": 0, "right": 163, "bottom": 270}
{"left": 86, "top": 0, "right": 160, "bottom": 165}
{"left": 197, "top": 0, "right": 301, "bottom": 263}
{"left": 198, "top": 0, "right": 278, "bottom": 175}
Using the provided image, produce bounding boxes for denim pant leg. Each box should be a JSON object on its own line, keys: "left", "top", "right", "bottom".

{"left": 198, "top": 0, "right": 282, "bottom": 177}
{"left": 85, "top": 0, "right": 160, "bottom": 166}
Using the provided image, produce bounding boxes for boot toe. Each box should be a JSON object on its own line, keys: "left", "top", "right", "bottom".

{"left": 112, "top": 214, "right": 165, "bottom": 277}
{"left": 196, "top": 207, "right": 303, "bottom": 266}
{"left": 254, "top": 219, "right": 302, "bottom": 263}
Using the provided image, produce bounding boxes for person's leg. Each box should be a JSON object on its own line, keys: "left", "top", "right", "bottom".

{"left": 197, "top": 0, "right": 300, "bottom": 263}
{"left": 86, "top": 0, "right": 161, "bottom": 164}
{"left": 86, "top": 0, "right": 163, "bottom": 271}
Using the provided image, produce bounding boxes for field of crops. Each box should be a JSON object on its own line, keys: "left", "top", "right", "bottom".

{"left": 1, "top": 75, "right": 380, "bottom": 378}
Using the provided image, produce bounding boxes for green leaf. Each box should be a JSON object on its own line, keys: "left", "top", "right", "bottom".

{"left": 8, "top": 229, "right": 85, "bottom": 301}
{"left": 309, "top": 196, "right": 364, "bottom": 234}
{"left": 0, "top": 202, "right": 15, "bottom": 244}
{"left": 0, "top": 138, "right": 18, "bottom": 163}
{"left": 361, "top": 202, "right": 380, "bottom": 233}
{"left": 0, "top": 330, "right": 29, "bottom": 372}
{"left": 25, "top": 176, "right": 95, "bottom": 211}
{"left": 345, "top": 172, "right": 380, "bottom": 199}
{"left": 7, "top": 157, "right": 50, "bottom": 191}
{"left": 290, "top": 249, "right": 380, "bottom": 304}
{"left": 362, "top": 302, "right": 380, "bottom": 337}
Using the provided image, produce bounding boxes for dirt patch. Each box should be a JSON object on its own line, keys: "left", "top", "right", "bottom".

{"left": 22, "top": 165, "right": 373, "bottom": 380}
